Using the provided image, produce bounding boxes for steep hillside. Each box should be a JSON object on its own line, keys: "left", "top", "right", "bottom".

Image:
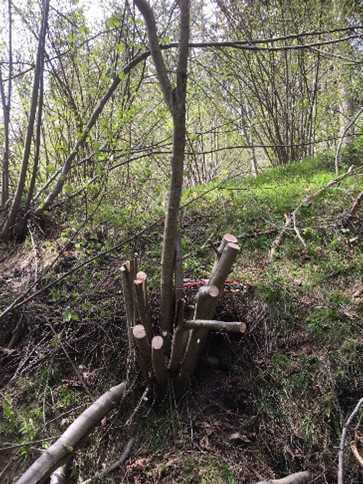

{"left": 1, "top": 154, "right": 362, "bottom": 483}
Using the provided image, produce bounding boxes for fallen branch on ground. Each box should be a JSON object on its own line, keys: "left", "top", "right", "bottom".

{"left": 338, "top": 397, "right": 363, "bottom": 484}
{"left": 79, "top": 438, "right": 134, "bottom": 484}
{"left": 256, "top": 470, "right": 311, "bottom": 484}
{"left": 16, "top": 382, "right": 126, "bottom": 484}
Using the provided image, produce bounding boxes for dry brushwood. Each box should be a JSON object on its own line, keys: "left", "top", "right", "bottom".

{"left": 17, "top": 382, "right": 126, "bottom": 484}
{"left": 256, "top": 471, "right": 311, "bottom": 484}
{"left": 349, "top": 190, "right": 363, "bottom": 218}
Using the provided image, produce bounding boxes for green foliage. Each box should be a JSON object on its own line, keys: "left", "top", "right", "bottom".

{"left": 1, "top": 392, "right": 43, "bottom": 458}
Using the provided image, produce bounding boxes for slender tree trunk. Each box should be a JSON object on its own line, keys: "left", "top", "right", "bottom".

{"left": 26, "top": 71, "right": 44, "bottom": 211}
{"left": 1, "top": 0, "right": 49, "bottom": 239}
{"left": 0, "top": 0, "right": 12, "bottom": 208}
{"left": 135, "top": 0, "right": 190, "bottom": 338}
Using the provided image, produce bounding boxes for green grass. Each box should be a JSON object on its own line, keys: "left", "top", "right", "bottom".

{"left": 2, "top": 148, "right": 362, "bottom": 482}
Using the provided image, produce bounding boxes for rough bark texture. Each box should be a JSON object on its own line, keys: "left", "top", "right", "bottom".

{"left": 16, "top": 382, "right": 126, "bottom": 484}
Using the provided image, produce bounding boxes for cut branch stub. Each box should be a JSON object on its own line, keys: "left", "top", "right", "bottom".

{"left": 134, "top": 273, "right": 152, "bottom": 341}
{"left": 132, "top": 324, "right": 151, "bottom": 379}
{"left": 151, "top": 335, "right": 168, "bottom": 389}
{"left": 217, "top": 233, "right": 238, "bottom": 257}
{"left": 184, "top": 319, "right": 246, "bottom": 333}
{"left": 194, "top": 285, "right": 219, "bottom": 319}
{"left": 212, "top": 233, "right": 238, "bottom": 273}
{"left": 209, "top": 242, "right": 240, "bottom": 291}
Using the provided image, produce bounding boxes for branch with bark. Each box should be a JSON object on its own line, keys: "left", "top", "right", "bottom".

{"left": 16, "top": 382, "right": 126, "bottom": 484}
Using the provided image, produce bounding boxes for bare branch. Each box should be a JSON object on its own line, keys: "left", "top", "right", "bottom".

{"left": 134, "top": 0, "right": 173, "bottom": 111}
{"left": 16, "top": 382, "right": 126, "bottom": 484}
{"left": 338, "top": 397, "right": 363, "bottom": 484}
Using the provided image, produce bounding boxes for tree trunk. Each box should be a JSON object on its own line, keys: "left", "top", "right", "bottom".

{"left": 135, "top": 0, "right": 191, "bottom": 340}
{"left": 1, "top": 0, "right": 49, "bottom": 240}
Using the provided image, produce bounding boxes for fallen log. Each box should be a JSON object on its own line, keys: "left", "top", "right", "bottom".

{"left": 16, "top": 382, "right": 126, "bottom": 484}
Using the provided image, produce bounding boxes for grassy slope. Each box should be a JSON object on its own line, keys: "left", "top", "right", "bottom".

{"left": 1, "top": 154, "right": 362, "bottom": 482}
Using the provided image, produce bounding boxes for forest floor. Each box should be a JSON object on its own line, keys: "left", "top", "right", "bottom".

{"left": 0, "top": 155, "right": 362, "bottom": 483}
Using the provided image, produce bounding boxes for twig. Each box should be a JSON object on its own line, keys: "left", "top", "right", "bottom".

{"left": 335, "top": 107, "right": 363, "bottom": 174}
{"left": 269, "top": 214, "right": 292, "bottom": 262}
{"left": 269, "top": 165, "right": 355, "bottom": 262}
{"left": 338, "top": 397, "right": 363, "bottom": 484}
{"left": 350, "top": 191, "right": 363, "bottom": 218}
{"left": 125, "top": 386, "right": 149, "bottom": 426}
{"left": 27, "top": 222, "right": 39, "bottom": 286}
{"left": 48, "top": 323, "right": 93, "bottom": 399}
{"left": 0, "top": 435, "right": 60, "bottom": 452}
{"left": 79, "top": 438, "right": 134, "bottom": 484}
{"left": 184, "top": 319, "right": 246, "bottom": 333}
{"left": 292, "top": 213, "right": 307, "bottom": 249}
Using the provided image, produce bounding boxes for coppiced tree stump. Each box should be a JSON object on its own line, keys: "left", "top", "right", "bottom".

{"left": 121, "top": 234, "right": 244, "bottom": 396}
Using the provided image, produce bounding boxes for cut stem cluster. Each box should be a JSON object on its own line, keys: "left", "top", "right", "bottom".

{"left": 121, "top": 234, "right": 244, "bottom": 394}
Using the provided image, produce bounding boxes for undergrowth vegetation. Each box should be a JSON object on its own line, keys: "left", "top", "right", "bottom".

{"left": 1, "top": 152, "right": 362, "bottom": 482}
